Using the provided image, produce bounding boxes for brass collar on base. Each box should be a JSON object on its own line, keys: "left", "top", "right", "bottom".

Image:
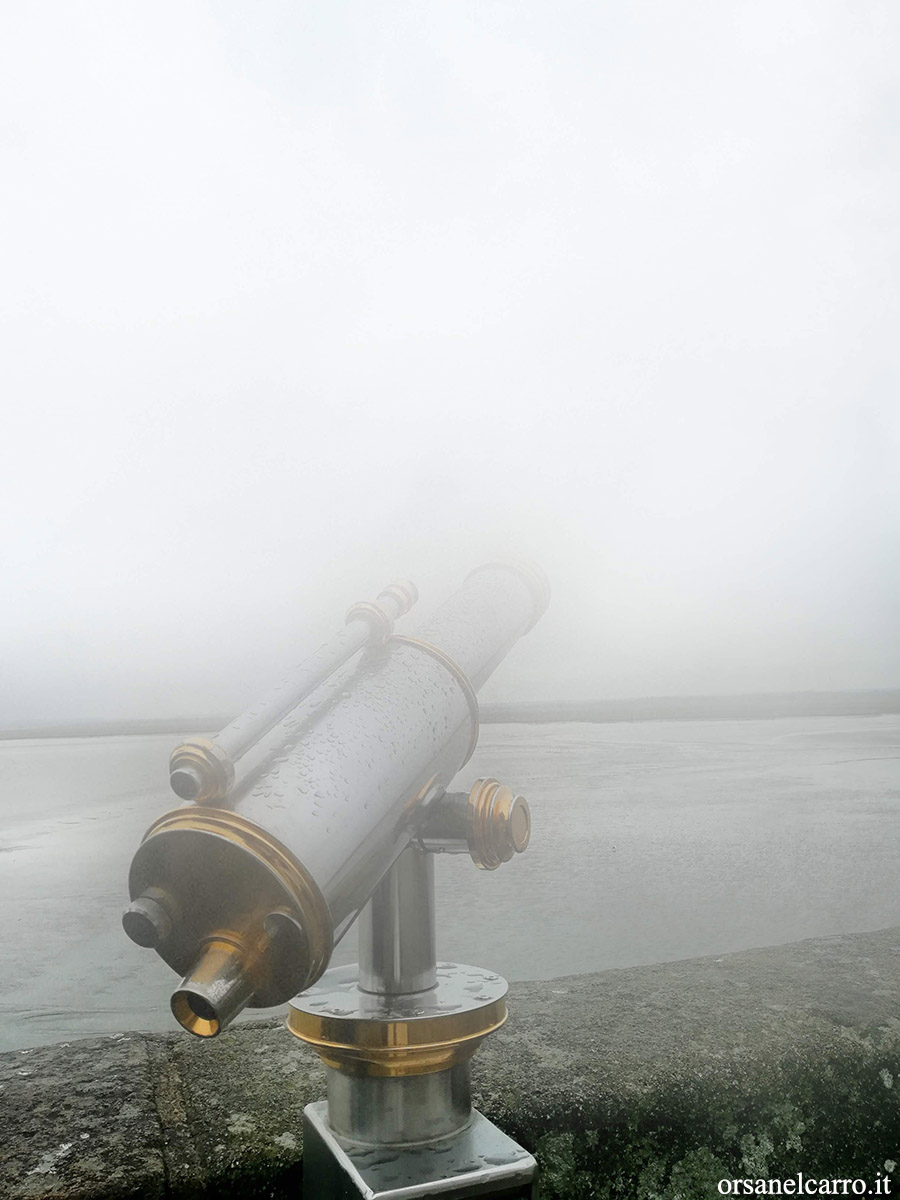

{"left": 287, "top": 963, "right": 508, "bottom": 1078}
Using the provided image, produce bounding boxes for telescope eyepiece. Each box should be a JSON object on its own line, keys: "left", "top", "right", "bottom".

{"left": 171, "top": 991, "right": 220, "bottom": 1037}
{"left": 170, "top": 934, "right": 256, "bottom": 1038}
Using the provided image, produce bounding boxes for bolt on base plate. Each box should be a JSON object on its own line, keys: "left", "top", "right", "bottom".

{"left": 302, "top": 1102, "right": 537, "bottom": 1200}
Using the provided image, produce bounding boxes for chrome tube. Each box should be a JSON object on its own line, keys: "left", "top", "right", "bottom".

{"left": 357, "top": 846, "right": 436, "bottom": 996}
{"left": 325, "top": 1066, "right": 471, "bottom": 1146}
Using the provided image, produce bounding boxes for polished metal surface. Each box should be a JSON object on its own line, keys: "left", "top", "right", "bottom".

{"left": 358, "top": 845, "right": 436, "bottom": 996}
{"left": 227, "top": 564, "right": 543, "bottom": 945}
{"left": 225, "top": 637, "right": 472, "bottom": 948}
{"left": 326, "top": 1065, "right": 471, "bottom": 1145}
{"left": 417, "top": 560, "right": 549, "bottom": 691}
{"left": 302, "top": 1102, "right": 538, "bottom": 1199}
{"left": 124, "top": 561, "right": 547, "bottom": 1037}
{"left": 290, "top": 962, "right": 508, "bottom": 1024}
{"left": 295, "top": 829, "right": 535, "bottom": 1186}
{"left": 389, "top": 635, "right": 482, "bottom": 766}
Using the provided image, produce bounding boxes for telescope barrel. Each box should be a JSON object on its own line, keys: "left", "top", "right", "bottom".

{"left": 413, "top": 560, "right": 549, "bottom": 691}
{"left": 124, "top": 560, "right": 549, "bottom": 1036}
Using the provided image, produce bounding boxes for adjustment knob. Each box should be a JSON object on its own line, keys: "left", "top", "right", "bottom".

{"left": 467, "top": 777, "right": 532, "bottom": 870}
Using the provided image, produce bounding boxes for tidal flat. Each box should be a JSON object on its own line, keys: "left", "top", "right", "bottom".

{"left": 1, "top": 715, "right": 898, "bottom": 1051}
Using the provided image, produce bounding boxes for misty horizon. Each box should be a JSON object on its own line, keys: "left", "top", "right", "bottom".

{"left": 2, "top": 2, "right": 898, "bottom": 727}
{"left": 3, "top": 685, "right": 900, "bottom": 741}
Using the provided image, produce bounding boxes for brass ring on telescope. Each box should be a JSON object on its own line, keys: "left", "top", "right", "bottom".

{"left": 389, "top": 634, "right": 480, "bottom": 766}
{"left": 142, "top": 806, "right": 333, "bottom": 991}
{"left": 287, "top": 999, "right": 507, "bottom": 1078}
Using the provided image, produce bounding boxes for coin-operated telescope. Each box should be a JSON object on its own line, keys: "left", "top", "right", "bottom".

{"left": 123, "top": 560, "right": 548, "bottom": 1200}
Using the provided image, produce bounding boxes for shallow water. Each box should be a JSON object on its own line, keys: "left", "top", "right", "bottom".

{"left": 1, "top": 716, "right": 898, "bottom": 1050}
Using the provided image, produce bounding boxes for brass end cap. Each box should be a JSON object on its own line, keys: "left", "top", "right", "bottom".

{"left": 467, "top": 777, "right": 531, "bottom": 870}
{"left": 168, "top": 738, "right": 234, "bottom": 804}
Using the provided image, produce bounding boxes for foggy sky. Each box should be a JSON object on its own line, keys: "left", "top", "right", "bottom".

{"left": 2, "top": 1, "right": 899, "bottom": 726}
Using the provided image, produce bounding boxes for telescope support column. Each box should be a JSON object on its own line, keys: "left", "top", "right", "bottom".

{"left": 358, "top": 845, "right": 437, "bottom": 996}
{"left": 294, "top": 847, "right": 538, "bottom": 1198}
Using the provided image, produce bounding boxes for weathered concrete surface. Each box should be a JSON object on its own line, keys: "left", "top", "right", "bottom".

{"left": 3, "top": 928, "right": 900, "bottom": 1199}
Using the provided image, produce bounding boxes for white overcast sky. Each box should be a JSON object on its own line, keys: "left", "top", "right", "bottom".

{"left": 1, "top": 1, "right": 899, "bottom": 725}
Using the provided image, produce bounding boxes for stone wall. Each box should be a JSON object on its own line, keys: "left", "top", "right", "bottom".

{"left": 3, "top": 927, "right": 900, "bottom": 1199}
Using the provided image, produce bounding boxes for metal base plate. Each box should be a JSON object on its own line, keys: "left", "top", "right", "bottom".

{"left": 302, "top": 1102, "right": 538, "bottom": 1199}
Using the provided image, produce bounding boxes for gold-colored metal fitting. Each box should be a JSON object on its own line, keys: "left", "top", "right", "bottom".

{"left": 345, "top": 600, "right": 394, "bottom": 642}
{"left": 390, "top": 635, "right": 480, "bottom": 765}
{"left": 170, "top": 932, "right": 254, "bottom": 1038}
{"left": 467, "top": 777, "right": 531, "bottom": 870}
{"left": 142, "top": 806, "right": 333, "bottom": 994}
{"left": 287, "top": 998, "right": 507, "bottom": 1078}
{"left": 168, "top": 738, "right": 235, "bottom": 804}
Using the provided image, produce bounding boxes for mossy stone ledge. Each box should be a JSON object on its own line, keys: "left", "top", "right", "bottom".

{"left": 3, "top": 928, "right": 900, "bottom": 1199}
